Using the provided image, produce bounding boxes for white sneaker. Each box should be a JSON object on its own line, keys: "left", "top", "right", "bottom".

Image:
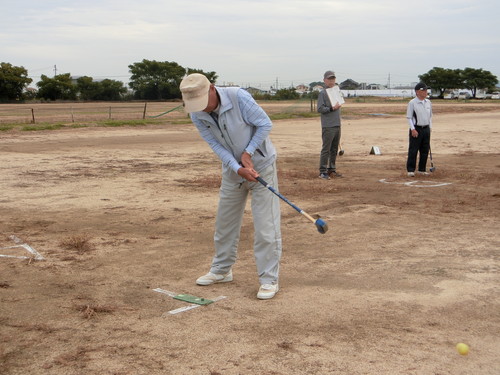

{"left": 417, "top": 171, "right": 430, "bottom": 175}
{"left": 196, "top": 271, "right": 233, "bottom": 286}
{"left": 407, "top": 172, "right": 415, "bottom": 177}
{"left": 257, "top": 284, "right": 279, "bottom": 300}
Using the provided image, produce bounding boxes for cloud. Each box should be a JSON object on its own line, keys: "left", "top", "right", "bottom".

{"left": 1, "top": 0, "right": 498, "bottom": 88}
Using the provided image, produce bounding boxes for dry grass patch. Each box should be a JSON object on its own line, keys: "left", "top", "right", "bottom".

{"left": 59, "top": 234, "right": 94, "bottom": 255}
{"left": 74, "top": 303, "right": 117, "bottom": 319}
{"left": 52, "top": 346, "right": 93, "bottom": 367}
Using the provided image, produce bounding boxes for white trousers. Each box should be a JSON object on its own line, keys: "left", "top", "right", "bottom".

{"left": 210, "top": 163, "right": 282, "bottom": 285}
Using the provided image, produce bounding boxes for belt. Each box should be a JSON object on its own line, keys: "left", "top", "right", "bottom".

{"left": 415, "top": 125, "right": 429, "bottom": 128}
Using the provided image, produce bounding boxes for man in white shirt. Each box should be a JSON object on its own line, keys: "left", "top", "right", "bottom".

{"left": 406, "top": 82, "right": 433, "bottom": 177}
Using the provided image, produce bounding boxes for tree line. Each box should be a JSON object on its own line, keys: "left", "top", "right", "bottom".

{"left": 0, "top": 60, "right": 217, "bottom": 102}
{"left": 418, "top": 67, "right": 498, "bottom": 99}
{"left": 0, "top": 60, "right": 497, "bottom": 102}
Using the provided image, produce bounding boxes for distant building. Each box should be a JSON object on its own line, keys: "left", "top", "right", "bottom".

{"left": 294, "top": 84, "right": 308, "bottom": 94}
{"left": 339, "top": 79, "right": 359, "bottom": 90}
{"left": 341, "top": 89, "right": 422, "bottom": 98}
{"left": 366, "top": 83, "right": 386, "bottom": 90}
{"left": 244, "top": 87, "right": 268, "bottom": 96}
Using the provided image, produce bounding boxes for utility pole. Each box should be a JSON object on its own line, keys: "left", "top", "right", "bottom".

{"left": 54, "top": 65, "right": 57, "bottom": 77}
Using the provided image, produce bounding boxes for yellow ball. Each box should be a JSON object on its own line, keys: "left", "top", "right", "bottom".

{"left": 456, "top": 343, "right": 469, "bottom": 355}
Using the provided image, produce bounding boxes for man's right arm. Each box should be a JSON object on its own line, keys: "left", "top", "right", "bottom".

{"left": 191, "top": 115, "right": 241, "bottom": 173}
{"left": 317, "top": 91, "right": 332, "bottom": 114}
{"left": 406, "top": 101, "right": 415, "bottom": 130}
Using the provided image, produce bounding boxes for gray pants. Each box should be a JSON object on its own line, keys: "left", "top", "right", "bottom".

{"left": 210, "top": 163, "right": 282, "bottom": 285}
{"left": 319, "top": 126, "right": 341, "bottom": 173}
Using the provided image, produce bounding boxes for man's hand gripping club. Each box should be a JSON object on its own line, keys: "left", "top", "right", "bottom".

{"left": 238, "top": 151, "right": 259, "bottom": 182}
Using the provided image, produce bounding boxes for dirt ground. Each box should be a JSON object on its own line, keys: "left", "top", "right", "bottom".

{"left": 0, "top": 102, "right": 499, "bottom": 375}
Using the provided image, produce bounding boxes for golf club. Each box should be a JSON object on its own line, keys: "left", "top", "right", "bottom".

{"left": 429, "top": 144, "right": 435, "bottom": 172}
{"left": 338, "top": 141, "right": 344, "bottom": 155}
{"left": 255, "top": 176, "right": 328, "bottom": 234}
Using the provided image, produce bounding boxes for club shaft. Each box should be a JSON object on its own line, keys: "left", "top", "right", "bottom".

{"left": 255, "top": 177, "right": 315, "bottom": 224}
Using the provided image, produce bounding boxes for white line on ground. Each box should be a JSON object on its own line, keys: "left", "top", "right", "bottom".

{"left": 0, "top": 238, "right": 45, "bottom": 261}
{"left": 379, "top": 179, "right": 452, "bottom": 187}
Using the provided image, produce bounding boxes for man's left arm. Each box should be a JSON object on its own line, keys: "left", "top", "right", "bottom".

{"left": 237, "top": 89, "right": 272, "bottom": 157}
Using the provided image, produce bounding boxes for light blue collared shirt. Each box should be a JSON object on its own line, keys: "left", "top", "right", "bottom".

{"left": 190, "top": 88, "right": 275, "bottom": 175}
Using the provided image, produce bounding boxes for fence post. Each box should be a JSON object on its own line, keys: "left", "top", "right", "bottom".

{"left": 31, "top": 108, "right": 35, "bottom": 123}
{"left": 71, "top": 107, "right": 74, "bottom": 122}
{"left": 310, "top": 98, "right": 316, "bottom": 112}
{"left": 109, "top": 106, "right": 112, "bottom": 120}
{"left": 143, "top": 102, "right": 147, "bottom": 119}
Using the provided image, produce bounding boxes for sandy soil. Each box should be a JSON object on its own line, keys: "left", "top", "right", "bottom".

{"left": 0, "top": 102, "right": 499, "bottom": 375}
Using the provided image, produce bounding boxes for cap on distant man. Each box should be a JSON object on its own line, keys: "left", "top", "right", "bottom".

{"left": 415, "top": 82, "right": 428, "bottom": 91}
{"left": 179, "top": 73, "right": 211, "bottom": 113}
{"left": 324, "top": 70, "right": 336, "bottom": 79}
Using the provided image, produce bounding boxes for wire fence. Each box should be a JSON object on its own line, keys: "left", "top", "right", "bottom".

{"left": 0, "top": 99, "right": 320, "bottom": 125}
{"left": 0, "top": 102, "right": 186, "bottom": 124}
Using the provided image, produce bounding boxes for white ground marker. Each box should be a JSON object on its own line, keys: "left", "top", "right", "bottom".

{"left": 379, "top": 179, "right": 452, "bottom": 188}
{"left": 0, "top": 235, "right": 45, "bottom": 260}
{"left": 153, "top": 288, "right": 227, "bottom": 315}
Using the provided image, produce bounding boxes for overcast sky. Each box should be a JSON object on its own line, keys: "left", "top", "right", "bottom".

{"left": 2, "top": 0, "right": 499, "bottom": 89}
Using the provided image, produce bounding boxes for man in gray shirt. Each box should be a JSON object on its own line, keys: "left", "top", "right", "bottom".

{"left": 317, "top": 70, "right": 343, "bottom": 179}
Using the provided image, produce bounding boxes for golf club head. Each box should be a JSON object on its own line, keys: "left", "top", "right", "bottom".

{"left": 338, "top": 149, "right": 345, "bottom": 156}
{"left": 315, "top": 218, "right": 328, "bottom": 234}
{"left": 430, "top": 166, "right": 435, "bottom": 172}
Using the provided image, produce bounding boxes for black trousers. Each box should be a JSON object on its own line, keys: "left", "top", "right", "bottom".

{"left": 406, "top": 125, "right": 430, "bottom": 172}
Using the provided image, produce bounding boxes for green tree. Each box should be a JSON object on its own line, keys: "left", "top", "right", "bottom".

{"left": 274, "top": 88, "right": 300, "bottom": 100}
{"left": 460, "top": 67, "right": 498, "bottom": 98}
{"left": 36, "top": 73, "right": 77, "bottom": 101}
{"left": 128, "top": 59, "right": 186, "bottom": 100}
{"left": 77, "top": 76, "right": 127, "bottom": 101}
{"left": 186, "top": 68, "right": 218, "bottom": 84}
{"left": 96, "top": 79, "right": 127, "bottom": 101}
{"left": 0, "top": 62, "right": 33, "bottom": 101}
{"left": 418, "top": 67, "right": 462, "bottom": 98}
{"left": 76, "top": 76, "right": 100, "bottom": 100}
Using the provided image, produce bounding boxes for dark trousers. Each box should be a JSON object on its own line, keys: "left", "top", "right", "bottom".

{"left": 319, "top": 126, "right": 341, "bottom": 173}
{"left": 407, "top": 125, "right": 430, "bottom": 172}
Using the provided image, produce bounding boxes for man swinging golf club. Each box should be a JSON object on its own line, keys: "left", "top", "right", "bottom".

{"left": 179, "top": 73, "right": 282, "bottom": 300}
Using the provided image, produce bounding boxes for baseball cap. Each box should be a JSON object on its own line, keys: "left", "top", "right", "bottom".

{"left": 179, "top": 73, "right": 211, "bottom": 113}
{"left": 324, "top": 70, "right": 336, "bottom": 79}
{"left": 415, "top": 82, "right": 428, "bottom": 91}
